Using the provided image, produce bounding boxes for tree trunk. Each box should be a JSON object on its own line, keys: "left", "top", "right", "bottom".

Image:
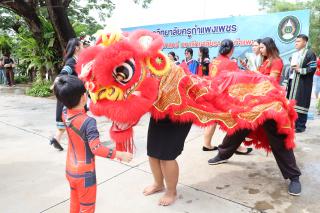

{"left": 1, "top": 1, "right": 77, "bottom": 75}
{"left": 0, "top": 1, "right": 43, "bottom": 42}
{"left": 45, "top": 0, "right": 76, "bottom": 53}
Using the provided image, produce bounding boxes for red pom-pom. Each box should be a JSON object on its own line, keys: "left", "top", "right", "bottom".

{"left": 149, "top": 53, "right": 166, "bottom": 70}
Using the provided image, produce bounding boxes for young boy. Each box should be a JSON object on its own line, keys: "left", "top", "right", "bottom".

{"left": 53, "top": 75, "right": 133, "bottom": 213}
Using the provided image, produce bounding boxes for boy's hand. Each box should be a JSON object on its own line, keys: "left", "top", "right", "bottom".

{"left": 116, "top": 151, "right": 133, "bottom": 163}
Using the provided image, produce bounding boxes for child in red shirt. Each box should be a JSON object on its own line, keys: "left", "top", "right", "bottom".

{"left": 53, "top": 75, "right": 133, "bottom": 213}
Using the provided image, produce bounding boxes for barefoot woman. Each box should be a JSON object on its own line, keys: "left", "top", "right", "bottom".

{"left": 143, "top": 117, "right": 192, "bottom": 206}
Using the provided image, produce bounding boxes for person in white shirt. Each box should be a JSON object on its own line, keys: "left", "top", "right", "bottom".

{"left": 286, "top": 34, "right": 317, "bottom": 133}
{"left": 241, "top": 39, "right": 263, "bottom": 72}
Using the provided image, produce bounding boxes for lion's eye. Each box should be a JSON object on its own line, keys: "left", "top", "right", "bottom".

{"left": 113, "top": 59, "right": 135, "bottom": 84}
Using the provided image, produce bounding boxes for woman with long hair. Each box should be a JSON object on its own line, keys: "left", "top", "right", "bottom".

{"left": 50, "top": 38, "right": 83, "bottom": 151}
{"left": 258, "top": 37, "right": 283, "bottom": 83}
{"left": 198, "top": 46, "right": 210, "bottom": 76}
{"left": 168, "top": 51, "right": 180, "bottom": 65}
{"left": 203, "top": 39, "right": 252, "bottom": 155}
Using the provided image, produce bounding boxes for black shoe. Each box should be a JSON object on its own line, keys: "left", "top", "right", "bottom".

{"left": 84, "top": 104, "right": 89, "bottom": 112}
{"left": 295, "top": 128, "right": 305, "bottom": 133}
{"left": 202, "top": 146, "right": 218, "bottom": 151}
{"left": 50, "top": 138, "right": 64, "bottom": 151}
{"left": 235, "top": 148, "right": 253, "bottom": 155}
{"left": 288, "top": 179, "right": 301, "bottom": 196}
{"left": 208, "top": 155, "right": 228, "bottom": 165}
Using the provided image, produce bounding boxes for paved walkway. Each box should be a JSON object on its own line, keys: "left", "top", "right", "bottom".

{"left": 0, "top": 85, "right": 319, "bottom": 213}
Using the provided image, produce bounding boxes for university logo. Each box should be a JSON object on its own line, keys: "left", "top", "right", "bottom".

{"left": 278, "top": 16, "right": 301, "bottom": 43}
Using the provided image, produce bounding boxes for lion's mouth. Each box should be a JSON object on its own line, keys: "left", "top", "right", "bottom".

{"left": 123, "top": 81, "right": 140, "bottom": 99}
{"left": 113, "top": 121, "right": 133, "bottom": 130}
{"left": 90, "top": 67, "right": 145, "bottom": 103}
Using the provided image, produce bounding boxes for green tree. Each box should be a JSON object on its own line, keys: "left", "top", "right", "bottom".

{"left": 0, "top": 34, "right": 12, "bottom": 54}
{"left": 0, "top": 0, "right": 152, "bottom": 75}
{"left": 0, "top": 8, "right": 23, "bottom": 35}
{"left": 258, "top": 0, "right": 320, "bottom": 55}
{"left": 16, "top": 16, "right": 58, "bottom": 79}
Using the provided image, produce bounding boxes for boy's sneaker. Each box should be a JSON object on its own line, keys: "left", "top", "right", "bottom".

{"left": 50, "top": 138, "right": 64, "bottom": 151}
{"left": 208, "top": 155, "right": 228, "bottom": 165}
{"left": 288, "top": 179, "right": 301, "bottom": 196}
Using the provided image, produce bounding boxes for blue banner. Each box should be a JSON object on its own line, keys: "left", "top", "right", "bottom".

{"left": 124, "top": 10, "right": 310, "bottom": 64}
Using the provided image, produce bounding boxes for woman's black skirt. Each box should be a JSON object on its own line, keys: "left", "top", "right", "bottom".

{"left": 147, "top": 117, "right": 192, "bottom": 160}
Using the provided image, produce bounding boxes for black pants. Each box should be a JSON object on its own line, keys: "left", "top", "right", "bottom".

{"left": 217, "top": 120, "right": 301, "bottom": 180}
{"left": 287, "top": 80, "right": 308, "bottom": 131}
{"left": 286, "top": 79, "right": 292, "bottom": 99}
{"left": 55, "top": 100, "right": 64, "bottom": 122}
{"left": 5, "top": 68, "right": 14, "bottom": 86}
{"left": 295, "top": 113, "right": 307, "bottom": 131}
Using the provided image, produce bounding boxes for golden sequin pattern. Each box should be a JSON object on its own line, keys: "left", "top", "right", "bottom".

{"left": 228, "top": 81, "right": 275, "bottom": 101}
{"left": 193, "top": 87, "right": 209, "bottom": 100}
{"left": 173, "top": 105, "right": 237, "bottom": 128}
{"left": 153, "top": 67, "right": 289, "bottom": 129}
{"left": 187, "top": 76, "right": 209, "bottom": 101}
{"left": 209, "top": 59, "right": 221, "bottom": 77}
{"left": 153, "top": 66, "right": 186, "bottom": 112}
{"left": 238, "top": 102, "right": 283, "bottom": 122}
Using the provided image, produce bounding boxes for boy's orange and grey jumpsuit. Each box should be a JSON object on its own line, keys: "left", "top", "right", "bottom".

{"left": 63, "top": 109, "right": 116, "bottom": 213}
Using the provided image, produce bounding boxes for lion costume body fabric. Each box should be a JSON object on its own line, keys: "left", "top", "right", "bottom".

{"left": 76, "top": 29, "right": 297, "bottom": 153}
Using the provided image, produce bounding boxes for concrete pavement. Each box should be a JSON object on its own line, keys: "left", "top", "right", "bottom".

{"left": 0, "top": 84, "right": 319, "bottom": 213}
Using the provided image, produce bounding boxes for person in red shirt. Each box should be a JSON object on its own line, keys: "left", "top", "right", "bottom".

{"left": 53, "top": 75, "right": 133, "bottom": 213}
{"left": 203, "top": 39, "right": 252, "bottom": 155}
{"left": 258, "top": 37, "right": 283, "bottom": 83}
{"left": 209, "top": 40, "right": 238, "bottom": 78}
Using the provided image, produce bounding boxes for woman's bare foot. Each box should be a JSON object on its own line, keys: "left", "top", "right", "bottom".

{"left": 158, "top": 190, "right": 177, "bottom": 206}
{"left": 143, "top": 184, "right": 164, "bottom": 196}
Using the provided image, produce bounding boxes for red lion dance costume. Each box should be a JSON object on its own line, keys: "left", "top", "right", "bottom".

{"left": 76, "top": 29, "right": 297, "bottom": 153}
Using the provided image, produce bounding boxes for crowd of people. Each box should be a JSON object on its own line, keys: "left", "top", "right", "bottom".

{"left": 159, "top": 35, "right": 316, "bottom": 206}
{"left": 168, "top": 34, "right": 320, "bottom": 129}
{"left": 42, "top": 33, "right": 319, "bottom": 212}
